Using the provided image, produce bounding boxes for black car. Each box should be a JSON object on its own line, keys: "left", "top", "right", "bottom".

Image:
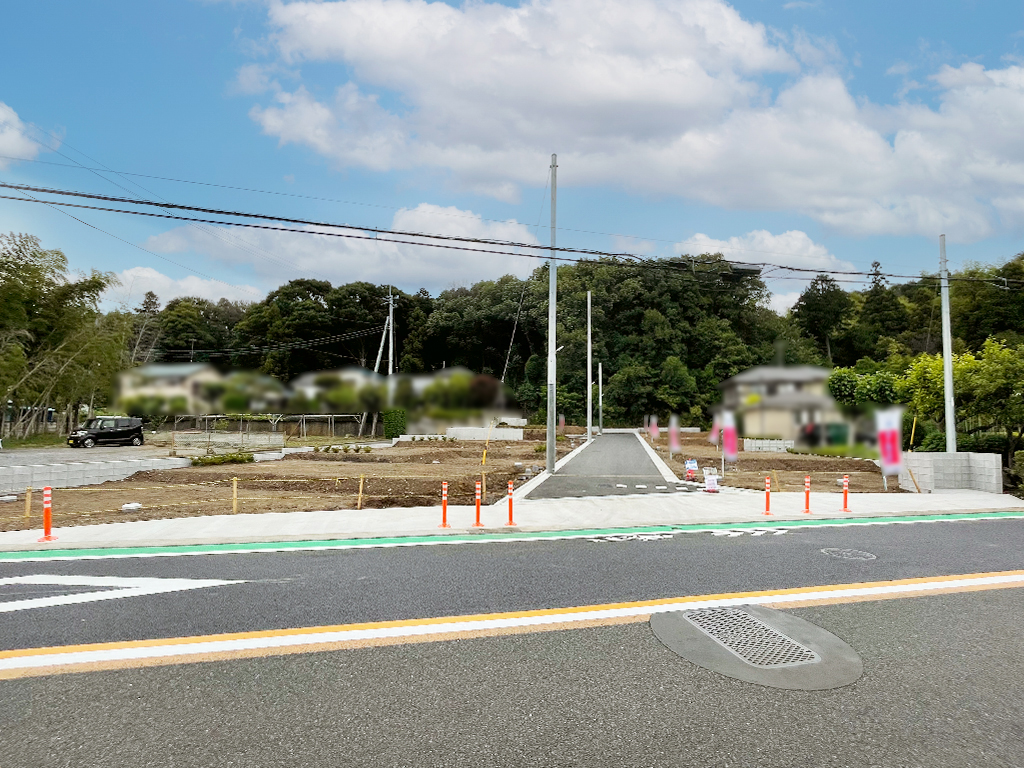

{"left": 68, "top": 417, "right": 145, "bottom": 448}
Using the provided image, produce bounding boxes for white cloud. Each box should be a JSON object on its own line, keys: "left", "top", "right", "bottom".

{"left": 237, "top": 0, "right": 1024, "bottom": 241}
{"left": 105, "top": 266, "right": 263, "bottom": 308}
{"left": 144, "top": 204, "right": 541, "bottom": 293}
{"left": 0, "top": 102, "right": 42, "bottom": 168}
{"left": 676, "top": 229, "right": 853, "bottom": 315}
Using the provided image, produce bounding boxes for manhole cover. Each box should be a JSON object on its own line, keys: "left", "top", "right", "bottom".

{"left": 821, "top": 548, "right": 876, "bottom": 560}
{"left": 684, "top": 607, "right": 820, "bottom": 668}
{"left": 650, "top": 605, "right": 863, "bottom": 690}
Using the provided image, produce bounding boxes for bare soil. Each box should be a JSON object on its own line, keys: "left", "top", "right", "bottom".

{"left": 655, "top": 431, "right": 901, "bottom": 494}
{"left": 0, "top": 440, "right": 570, "bottom": 532}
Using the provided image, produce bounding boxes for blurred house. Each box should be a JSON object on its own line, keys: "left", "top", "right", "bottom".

{"left": 719, "top": 365, "right": 844, "bottom": 443}
{"left": 119, "top": 363, "right": 222, "bottom": 414}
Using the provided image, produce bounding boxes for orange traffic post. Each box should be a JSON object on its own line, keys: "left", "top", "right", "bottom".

{"left": 506, "top": 480, "right": 516, "bottom": 526}
{"left": 764, "top": 476, "right": 772, "bottom": 515}
{"left": 37, "top": 486, "right": 56, "bottom": 543}
{"left": 841, "top": 474, "right": 852, "bottom": 512}
{"left": 473, "top": 481, "right": 484, "bottom": 527}
{"left": 803, "top": 475, "right": 813, "bottom": 514}
{"left": 439, "top": 481, "right": 451, "bottom": 528}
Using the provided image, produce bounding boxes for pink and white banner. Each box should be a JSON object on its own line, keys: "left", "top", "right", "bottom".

{"left": 649, "top": 415, "right": 659, "bottom": 441}
{"left": 668, "top": 414, "right": 681, "bottom": 455}
{"left": 722, "top": 410, "right": 738, "bottom": 462}
{"left": 876, "top": 407, "right": 904, "bottom": 476}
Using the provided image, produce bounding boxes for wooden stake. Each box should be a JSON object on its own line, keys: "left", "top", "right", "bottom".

{"left": 232, "top": 478, "right": 238, "bottom": 514}
{"left": 24, "top": 486, "right": 31, "bottom": 519}
{"left": 357, "top": 474, "right": 365, "bottom": 510}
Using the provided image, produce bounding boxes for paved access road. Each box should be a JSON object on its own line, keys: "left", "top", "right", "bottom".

{"left": 526, "top": 432, "right": 680, "bottom": 498}
{"left": 0, "top": 444, "right": 167, "bottom": 467}
{"left": 2, "top": 516, "right": 1024, "bottom": 767}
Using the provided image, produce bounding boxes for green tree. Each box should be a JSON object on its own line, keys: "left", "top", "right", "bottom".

{"left": 792, "top": 274, "right": 852, "bottom": 363}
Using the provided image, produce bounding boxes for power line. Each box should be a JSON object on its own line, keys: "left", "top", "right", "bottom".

{"left": 158, "top": 325, "right": 385, "bottom": 356}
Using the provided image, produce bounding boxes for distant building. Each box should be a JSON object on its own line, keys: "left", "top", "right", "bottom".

{"left": 718, "top": 365, "right": 843, "bottom": 442}
{"left": 118, "top": 363, "right": 222, "bottom": 414}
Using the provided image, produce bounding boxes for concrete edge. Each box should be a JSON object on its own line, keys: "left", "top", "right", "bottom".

{"left": 634, "top": 431, "right": 680, "bottom": 483}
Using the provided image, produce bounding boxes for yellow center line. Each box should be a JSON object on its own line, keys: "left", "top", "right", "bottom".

{"left": 1, "top": 569, "right": 1022, "bottom": 679}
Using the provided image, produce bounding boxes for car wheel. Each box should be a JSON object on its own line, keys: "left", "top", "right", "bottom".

{"left": 83, "top": 437, "right": 96, "bottom": 448}
{"left": 130, "top": 436, "right": 143, "bottom": 446}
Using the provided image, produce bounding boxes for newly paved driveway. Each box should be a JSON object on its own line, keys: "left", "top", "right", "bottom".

{"left": 526, "top": 432, "right": 677, "bottom": 499}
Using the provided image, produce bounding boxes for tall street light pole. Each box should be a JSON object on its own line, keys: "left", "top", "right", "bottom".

{"left": 940, "top": 234, "right": 957, "bottom": 452}
{"left": 546, "top": 154, "right": 558, "bottom": 473}
{"left": 586, "top": 290, "right": 592, "bottom": 441}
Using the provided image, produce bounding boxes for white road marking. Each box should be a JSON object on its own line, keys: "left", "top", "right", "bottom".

{"left": 0, "top": 575, "right": 243, "bottom": 612}
{"left": 635, "top": 485, "right": 647, "bottom": 489}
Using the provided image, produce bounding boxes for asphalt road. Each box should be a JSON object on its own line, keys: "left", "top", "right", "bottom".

{"left": 2, "top": 516, "right": 1024, "bottom": 766}
{"left": 526, "top": 432, "right": 676, "bottom": 498}
{"left": 0, "top": 445, "right": 167, "bottom": 467}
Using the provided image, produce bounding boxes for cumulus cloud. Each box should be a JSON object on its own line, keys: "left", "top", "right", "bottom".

{"left": 106, "top": 266, "right": 263, "bottom": 308}
{"left": 144, "top": 204, "right": 541, "bottom": 293}
{"left": 0, "top": 102, "right": 43, "bottom": 169}
{"left": 677, "top": 229, "right": 854, "bottom": 315}
{"left": 239, "top": 0, "right": 1024, "bottom": 241}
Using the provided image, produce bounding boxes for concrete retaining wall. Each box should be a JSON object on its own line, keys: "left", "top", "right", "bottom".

{"left": 445, "top": 427, "right": 523, "bottom": 441}
{"left": 898, "top": 452, "right": 1002, "bottom": 494}
{"left": 743, "top": 438, "right": 795, "bottom": 452}
{"left": 0, "top": 457, "right": 192, "bottom": 493}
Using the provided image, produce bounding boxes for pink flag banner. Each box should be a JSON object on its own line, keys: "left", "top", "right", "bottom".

{"left": 722, "top": 410, "right": 738, "bottom": 462}
{"left": 876, "top": 407, "right": 904, "bottom": 476}
{"left": 668, "top": 414, "right": 681, "bottom": 455}
{"left": 708, "top": 415, "right": 720, "bottom": 445}
{"left": 649, "top": 416, "right": 659, "bottom": 441}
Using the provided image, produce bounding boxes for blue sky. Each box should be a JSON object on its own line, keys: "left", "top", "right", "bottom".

{"left": 1, "top": 0, "right": 1023, "bottom": 312}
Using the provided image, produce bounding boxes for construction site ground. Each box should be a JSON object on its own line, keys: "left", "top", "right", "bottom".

{"left": 0, "top": 440, "right": 571, "bottom": 533}
{"left": 651, "top": 430, "right": 899, "bottom": 493}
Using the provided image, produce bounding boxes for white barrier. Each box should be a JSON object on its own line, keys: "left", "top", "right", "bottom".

{"left": 0, "top": 457, "right": 192, "bottom": 493}
{"left": 742, "top": 438, "right": 795, "bottom": 453}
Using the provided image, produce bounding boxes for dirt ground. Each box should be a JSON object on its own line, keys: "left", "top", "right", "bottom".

{"left": 0, "top": 440, "right": 572, "bottom": 532}
{"left": 0, "top": 430, "right": 898, "bottom": 533}
{"left": 653, "top": 431, "right": 900, "bottom": 494}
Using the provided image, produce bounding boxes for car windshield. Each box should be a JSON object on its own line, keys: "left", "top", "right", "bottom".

{"left": 84, "top": 418, "right": 117, "bottom": 430}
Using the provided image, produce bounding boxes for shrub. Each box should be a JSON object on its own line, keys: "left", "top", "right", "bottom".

{"left": 191, "top": 452, "right": 254, "bottom": 467}
{"left": 918, "top": 432, "right": 1008, "bottom": 456}
{"left": 382, "top": 408, "right": 407, "bottom": 439}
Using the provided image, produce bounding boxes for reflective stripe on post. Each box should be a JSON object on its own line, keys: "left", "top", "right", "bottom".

{"left": 506, "top": 480, "right": 516, "bottom": 526}
{"left": 473, "top": 481, "right": 484, "bottom": 527}
{"left": 38, "top": 486, "right": 56, "bottom": 543}
{"left": 439, "top": 481, "right": 450, "bottom": 528}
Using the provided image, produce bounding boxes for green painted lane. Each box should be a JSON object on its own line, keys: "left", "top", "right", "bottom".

{"left": 1, "top": 510, "right": 1023, "bottom": 562}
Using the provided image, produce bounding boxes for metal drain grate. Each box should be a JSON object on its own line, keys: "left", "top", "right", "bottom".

{"left": 683, "top": 607, "right": 821, "bottom": 668}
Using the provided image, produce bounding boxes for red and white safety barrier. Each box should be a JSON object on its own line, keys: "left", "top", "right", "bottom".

{"left": 841, "top": 474, "right": 852, "bottom": 512}
{"left": 506, "top": 480, "right": 516, "bottom": 526}
{"left": 803, "top": 475, "right": 813, "bottom": 514}
{"left": 439, "top": 481, "right": 450, "bottom": 528}
{"left": 473, "top": 481, "right": 484, "bottom": 527}
{"left": 37, "top": 486, "right": 57, "bottom": 543}
{"left": 764, "top": 476, "right": 772, "bottom": 516}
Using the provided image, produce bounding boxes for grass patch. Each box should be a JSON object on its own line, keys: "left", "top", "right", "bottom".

{"left": 787, "top": 444, "right": 880, "bottom": 460}
{"left": 0, "top": 433, "right": 68, "bottom": 449}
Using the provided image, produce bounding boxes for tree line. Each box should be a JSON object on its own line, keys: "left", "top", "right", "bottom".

{"left": 2, "top": 230, "right": 1023, "bottom": 465}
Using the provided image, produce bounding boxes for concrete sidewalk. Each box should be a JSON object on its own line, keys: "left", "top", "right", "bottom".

{"left": 0, "top": 488, "right": 1021, "bottom": 552}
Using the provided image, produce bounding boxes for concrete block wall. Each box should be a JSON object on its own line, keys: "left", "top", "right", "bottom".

{"left": 0, "top": 457, "right": 192, "bottom": 493}
{"left": 899, "top": 452, "right": 1002, "bottom": 494}
{"left": 446, "top": 427, "right": 524, "bottom": 441}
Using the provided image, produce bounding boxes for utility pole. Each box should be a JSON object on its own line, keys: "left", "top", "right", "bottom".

{"left": 586, "top": 290, "right": 593, "bottom": 441}
{"left": 939, "top": 234, "right": 957, "bottom": 452}
{"left": 546, "top": 154, "right": 558, "bottom": 473}
{"left": 359, "top": 316, "right": 390, "bottom": 437}
{"left": 598, "top": 361, "right": 603, "bottom": 435}
{"left": 387, "top": 287, "right": 395, "bottom": 377}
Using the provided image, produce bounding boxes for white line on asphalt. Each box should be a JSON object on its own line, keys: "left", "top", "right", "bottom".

{"left": 0, "top": 575, "right": 243, "bottom": 612}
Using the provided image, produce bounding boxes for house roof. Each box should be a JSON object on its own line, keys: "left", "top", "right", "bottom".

{"left": 125, "top": 363, "right": 216, "bottom": 379}
{"left": 719, "top": 365, "right": 831, "bottom": 388}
